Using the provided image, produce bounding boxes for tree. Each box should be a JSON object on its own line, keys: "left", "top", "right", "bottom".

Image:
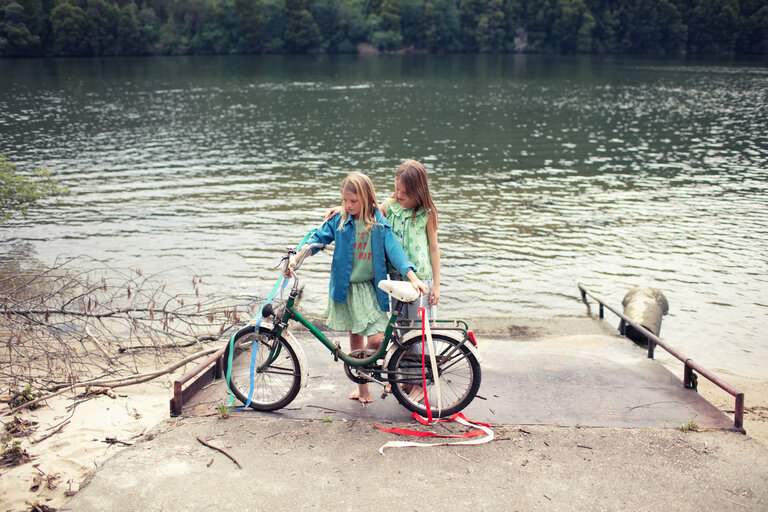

{"left": 0, "top": 2, "right": 41, "bottom": 56}
{"left": 235, "top": 0, "right": 265, "bottom": 52}
{"left": 197, "top": 0, "right": 237, "bottom": 54}
{"left": 736, "top": 0, "right": 768, "bottom": 53}
{"left": 0, "top": 154, "right": 67, "bottom": 224}
{"left": 686, "top": 0, "right": 739, "bottom": 54}
{"left": 458, "top": 0, "right": 484, "bottom": 51}
{"left": 378, "top": 0, "right": 401, "bottom": 33}
{"left": 551, "top": 0, "right": 592, "bottom": 53}
{"left": 283, "top": 0, "right": 322, "bottom": 52}
{"left": 422, "top": 0, "right": 459, "bottom": 52}
{"left": 84, "top": 0, "right": 120, "bottom": 56}
{"left": 50, "top": 2, "right": 91, "bottom": 56}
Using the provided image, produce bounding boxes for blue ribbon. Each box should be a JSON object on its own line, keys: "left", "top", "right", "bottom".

{"left": 226, "top": 229, "right": 317, "bottom": 408}
{"left": 240, "top": 276, "right": 290, "bottom": 408}
{"left": 226, "top": 273, "right": 287, "bottom": 407}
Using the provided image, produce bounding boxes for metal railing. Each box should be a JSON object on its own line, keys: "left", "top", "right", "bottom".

{"left": 170, "top": 346, "right": 225, "bottom": 417}
{"left": 578, "top": 284, "right": 744, "bottom": 432}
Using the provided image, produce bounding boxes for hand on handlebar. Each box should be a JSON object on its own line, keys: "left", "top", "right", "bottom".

{"left": 283, "top": 253, "right": 297, "bottom": 278}
{"left": 280, "top": 243, "right": 324, "bottom": 278}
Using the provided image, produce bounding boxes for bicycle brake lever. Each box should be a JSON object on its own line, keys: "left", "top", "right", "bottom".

{"left": 273, "top": 247, "right": 297, "bottom": 270}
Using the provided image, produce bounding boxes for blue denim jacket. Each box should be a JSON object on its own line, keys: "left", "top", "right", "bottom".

{"left": 308, "top": 209, "right": 416, "bottom": 312}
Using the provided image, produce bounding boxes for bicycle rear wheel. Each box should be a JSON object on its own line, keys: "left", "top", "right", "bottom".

{"left": 224, "top": 327, "right": 301, "bottom": 411}
{"left": 387, "top": 334, "right": 481, "bottom": 418}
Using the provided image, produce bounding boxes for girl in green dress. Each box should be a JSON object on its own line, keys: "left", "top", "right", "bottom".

{"left": 382, "top": 159, "right": 440, "bottom": 320}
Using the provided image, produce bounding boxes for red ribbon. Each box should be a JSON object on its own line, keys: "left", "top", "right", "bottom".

{"left": 376, "top": 412, "right": 490, "bottom": 438}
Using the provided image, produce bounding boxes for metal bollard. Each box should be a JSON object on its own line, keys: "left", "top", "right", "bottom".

{"left": 620, "top": 286, "right": 669, "bottom": 345}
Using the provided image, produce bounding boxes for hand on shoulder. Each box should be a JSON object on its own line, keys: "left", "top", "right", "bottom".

{"left": 324, "top": 206, "right": 341, "bottom": 221}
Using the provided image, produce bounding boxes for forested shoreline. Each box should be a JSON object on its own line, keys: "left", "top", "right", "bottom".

{"left": 1, "top": 0, "right": 767, "bottom": 58}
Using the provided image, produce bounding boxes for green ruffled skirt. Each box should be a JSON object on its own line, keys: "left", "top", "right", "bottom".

{"left": 326, "top": 281, "right": 389, "bottom": 336}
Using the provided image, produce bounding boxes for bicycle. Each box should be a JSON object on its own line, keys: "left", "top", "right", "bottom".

{"left": 223, "top": 243, "right": 482, "bottom": 418}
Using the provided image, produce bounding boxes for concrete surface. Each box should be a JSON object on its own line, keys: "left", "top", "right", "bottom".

{"left": 63, "top": 333, "right": 768, "bottom": 511}
{"left": 64, "top": 415, "right": 768, "bottom": 511}
{"left": 182, "top": 334, "right": 735, "bottom": 430}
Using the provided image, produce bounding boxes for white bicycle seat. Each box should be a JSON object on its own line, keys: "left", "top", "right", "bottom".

{"left": 378, "top": 280, "right": 421, "bottom": 303}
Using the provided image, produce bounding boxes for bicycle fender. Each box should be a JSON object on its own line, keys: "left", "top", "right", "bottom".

{"left": 260, "top": 322, "right": 310, "bottom": 388}
{"left": 283, "top": 330, "right": 310, "bottom": 388}
{"left": 383, "top": 328, "right": 482, "bottom": 368}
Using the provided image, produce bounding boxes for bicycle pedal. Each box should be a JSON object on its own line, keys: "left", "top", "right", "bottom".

{"left": 380, "top": 383, "right": 391, "bottom": 399}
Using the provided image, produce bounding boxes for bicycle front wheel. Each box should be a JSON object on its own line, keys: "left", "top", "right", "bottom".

{"left": 387, "top": 334, "right": 481, "bottom": 418}
{"left": 224, "top": 327, "right": 301, "bottom": 411}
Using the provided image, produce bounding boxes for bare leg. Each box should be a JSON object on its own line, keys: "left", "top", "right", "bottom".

{"left": 348, "top": 332, "right": 373, "bottom": 403}
{"left": 365, "top": 332, "right": 383, "bottom": 351}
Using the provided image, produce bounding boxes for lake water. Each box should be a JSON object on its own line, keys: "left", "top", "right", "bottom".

{"left": 1, "top": 54, "right": 766, "bottom": 379}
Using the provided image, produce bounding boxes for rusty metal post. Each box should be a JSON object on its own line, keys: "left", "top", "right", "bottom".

{"left": 215, "top": 355, "right": 224, "bottom": 380}
{"left": 683, "top": 361, "right": 694, "bottom": 389}
{"left": 647, "top": 338, "right": 655, "bottom": 359}
{"left": 599, "top": 303, "right": 604, "bottom": 319}
{"left": 735, "top": 393, "right": 744, "bottom": 431}
{"left": 171, "top": 381, "right": 183, "bottom": 416}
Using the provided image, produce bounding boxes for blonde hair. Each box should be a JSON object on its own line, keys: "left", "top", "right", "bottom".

{"left": 393, "top": 159, "right": 438, "bottom": 231}
{"left": 339, "top": 172, "right": 379, "bottom": 232}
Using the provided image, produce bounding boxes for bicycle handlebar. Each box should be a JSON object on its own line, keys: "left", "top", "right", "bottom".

{"left": 279, "top": 243, "right": 326, "bottom": 276}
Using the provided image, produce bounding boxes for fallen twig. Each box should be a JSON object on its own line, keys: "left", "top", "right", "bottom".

{"left": 85, "top": 326, "right": 116, "bottom": 365}
{"left": 196, "top": 436, "right": 242, "bottom": 469}
{"left": 31, "top": 421, "right": 70, "bottom": 445}
{"left": 717, "top": 496, "right": 749, "bottom": 509}
{"left": 102, "top": 437, "right": 132, "bottom": 446}
{"left": 454, "top": 450, "right": 478, "bottom": 463}
{"left": 306, "top": 404, "right": 363, "bottom": 417}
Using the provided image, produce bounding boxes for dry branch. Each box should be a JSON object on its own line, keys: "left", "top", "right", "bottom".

{"left": 196, "top": 436, "right": 242, "bottom": 469}
{"left": 1, "top": 256, "right": 265, "bottom": 406}
{"left": 2, "top": 345, "right": 222, "bottom": 416}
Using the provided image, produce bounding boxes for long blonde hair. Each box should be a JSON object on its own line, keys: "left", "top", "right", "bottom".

{"left": 339, "top": 172, "right": 379, "bottom": 232}
{"left": 393, "top": 159, "right": 438, "bottom": 231}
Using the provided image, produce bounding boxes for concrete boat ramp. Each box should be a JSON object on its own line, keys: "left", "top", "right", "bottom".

{"left": 180, "top": 331, "right": 735, "bottom": 431}
{"left": 64, "top": 331, "right": 768, "bottom": 512}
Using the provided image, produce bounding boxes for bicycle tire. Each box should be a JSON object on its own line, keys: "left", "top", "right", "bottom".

{"left": 387, "top": 334, "right": 481, "bottom": 418}
{"left": 224, "top": 326, "right": 302, "bottom": 411}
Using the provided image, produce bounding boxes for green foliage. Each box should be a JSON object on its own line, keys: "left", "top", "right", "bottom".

{"left": 9, "top": 383, "right": 41, "bottom": 409}
{"left": 0, "top": 439, "right": 32, "bottom": 468}
{"left": 50, "top": 2, "right": 90, "bottom": 55}
{"left": 678, "top": 414, "right": 699, "bottom": 432}
{"left": 284, "top": 0, "right": 322, "bottom": 52}
{"left": 216, "top": 402, "right": 233, "bottom": 418}
{"left": 0, "top": 0, "right": 766, "bottom": 56}
{"left": 0, "top": 154, "right": 67, "bottom": 223}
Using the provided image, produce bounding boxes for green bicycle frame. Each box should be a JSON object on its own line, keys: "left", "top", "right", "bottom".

{"left": 267, "top": 287, "right": 396, "bottom": 367}
{"left": 256, "top": 268, "right": 476, "bottom": 376}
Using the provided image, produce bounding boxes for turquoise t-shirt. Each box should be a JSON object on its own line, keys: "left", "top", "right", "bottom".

{"left": 349, "top": 220, "right": 374, "bottom": 282}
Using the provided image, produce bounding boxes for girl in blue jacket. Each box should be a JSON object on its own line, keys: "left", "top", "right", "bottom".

{"left": 289, "top": 172, "right": 427, "bottom": 403}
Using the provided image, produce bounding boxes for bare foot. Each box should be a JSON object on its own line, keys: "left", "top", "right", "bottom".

{"left": 349, "top": 390, "right": 373, "bottom": 404}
